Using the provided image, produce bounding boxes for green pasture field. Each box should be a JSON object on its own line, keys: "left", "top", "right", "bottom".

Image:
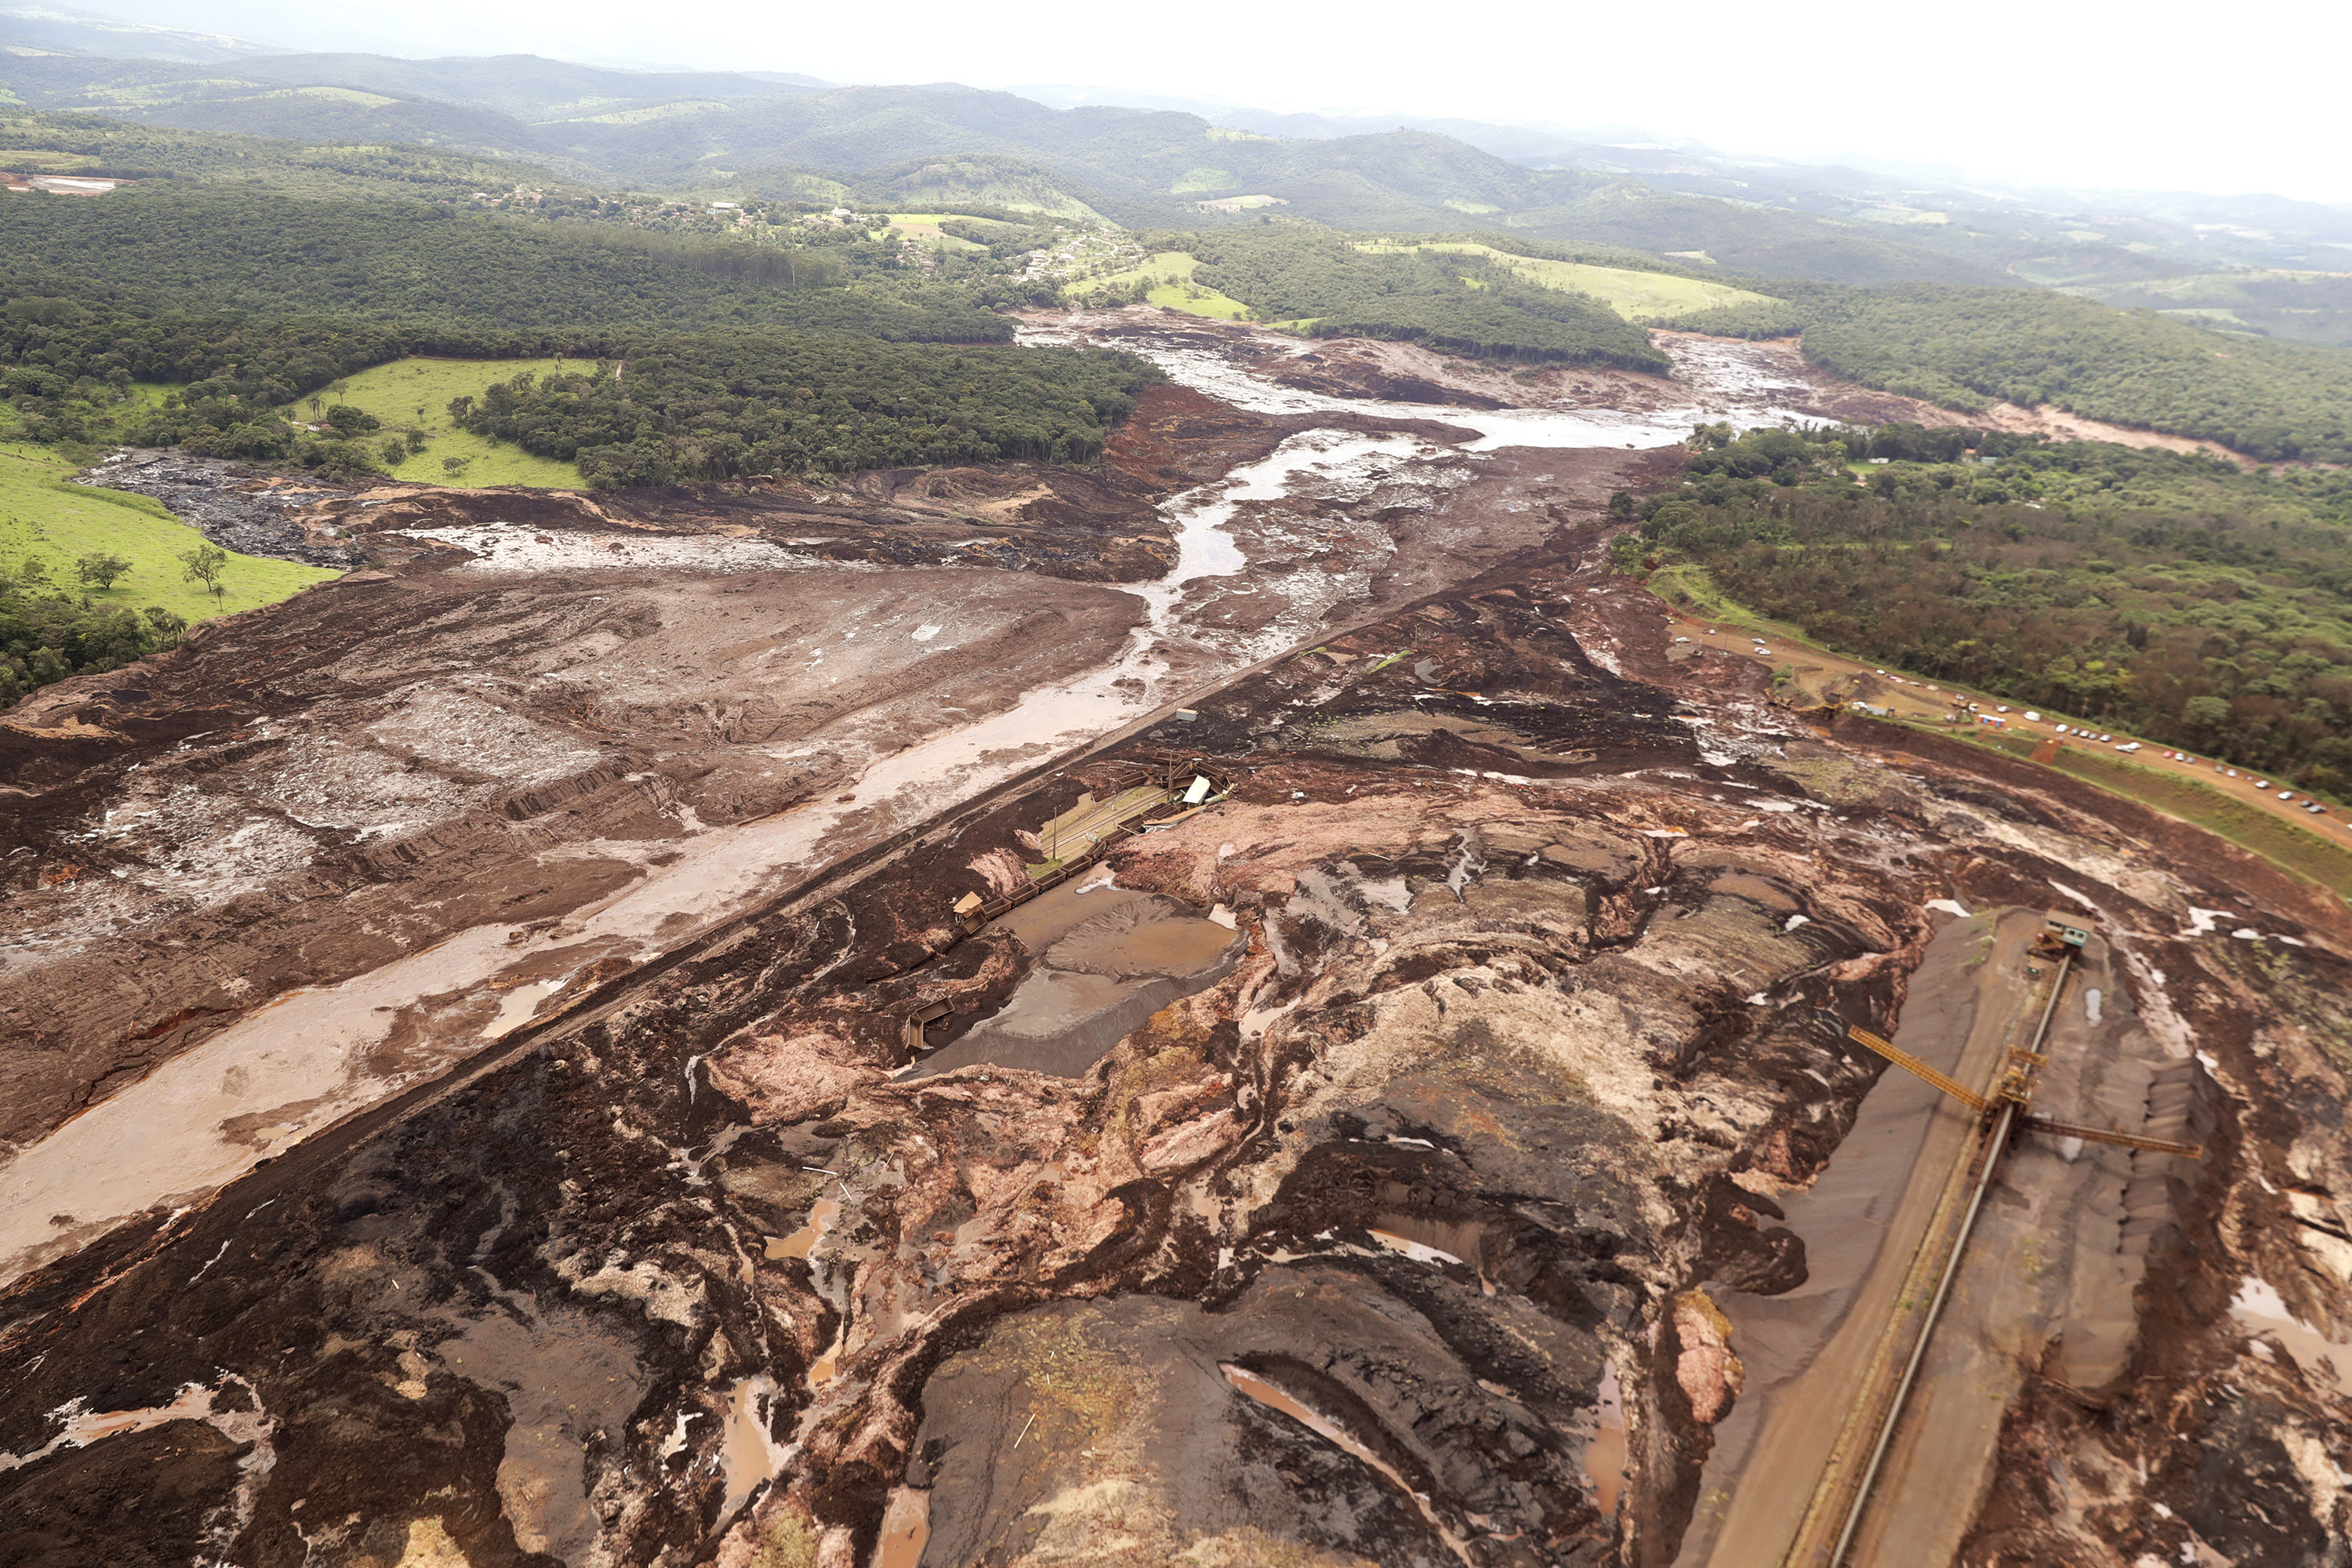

{"left": 312, "top": 358, "right": 587, "bottom": 488}
{"left": 0, "top": 441, "right": 338, "bottom": 621}
{"left": 1357, "top": 242, "right": 1782, "bottom": 322}
{"left": 878, "top": 215, "right": 987, "bottom": 252}
{"left": 1077, "top": 251, "right": 1250, "bottom": 319}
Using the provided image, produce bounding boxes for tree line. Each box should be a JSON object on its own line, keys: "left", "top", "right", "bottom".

{"left": 1175, "top": 224, "right": 1670, "bottom": 369}
{"left": 0, "top": 186, "right": 1014, "bottom": 338}
{"left": 445, "top": 333, "right": 1162, "bottom": 488}
{"left": 1627, "top": 426, "right": 2352, "bottom": 793}
{"left": 1664, "top": 279, "right": 2352, "bottom": 465}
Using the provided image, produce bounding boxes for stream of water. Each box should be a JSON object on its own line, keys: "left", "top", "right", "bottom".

{"left": 0, "top": 329, "right": 1817, "bottom": 1287}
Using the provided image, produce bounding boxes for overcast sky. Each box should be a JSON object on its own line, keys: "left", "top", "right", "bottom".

{"left": 78, "top": 0, "right": 2352, "bottom": 204}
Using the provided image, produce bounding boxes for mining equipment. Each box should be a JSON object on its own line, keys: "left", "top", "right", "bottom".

{"left": 949, "top": 757, "right": 1229, "bottom": 935}
{"left": 1819, "top": 916, "right": 2203, "bottom": 1163}
{"left": 1802, "top": 914, "right": 2200, "bottom": 1567}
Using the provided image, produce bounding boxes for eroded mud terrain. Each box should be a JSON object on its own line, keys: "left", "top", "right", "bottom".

{"left": 3, "top": 328, "right": 2348, "bottom": 1568}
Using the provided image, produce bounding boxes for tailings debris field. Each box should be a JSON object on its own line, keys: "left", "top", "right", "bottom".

{"left": 2, "top": 323, "right": 2348, "bottom": 1568}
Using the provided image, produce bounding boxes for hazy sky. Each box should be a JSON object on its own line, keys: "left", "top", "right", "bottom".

{"left": 82, "top": 0, "right": 2352, "bottom": 203}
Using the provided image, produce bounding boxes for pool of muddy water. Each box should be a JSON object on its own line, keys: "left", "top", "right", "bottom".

{"left": 911, "top": 880, "right": 1241, "bottom": 1079}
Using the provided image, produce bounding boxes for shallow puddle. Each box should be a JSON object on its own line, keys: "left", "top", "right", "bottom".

{"left": 485, "top": 978, "right": 564, "bottom": 1039}
{"left": 913, "top": 894, "right": 1240, "bottom": 1079}
{"left": 767, "top": 1197, "right": 840, "bottom": 1262}
{"left": 2232, "top": 1277, "right": 2352, "bottom": 1394}
{"left": 872, "top": 1486, "right": 931, "bottom": 1568}
{"left": 720, "top": 1376, "right": 787, "bottom": 1520}
{"left": 1586, "top": 1361, "right": 1628, "bottom": 1518}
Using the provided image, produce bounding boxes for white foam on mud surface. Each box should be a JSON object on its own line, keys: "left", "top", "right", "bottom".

{"left": 397, "top": 524, "right": 823, "bottom": 574}
{"left": 1018, "top": 321, "right": 1820, "bottom": 449}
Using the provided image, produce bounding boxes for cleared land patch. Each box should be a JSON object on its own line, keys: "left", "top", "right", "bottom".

{"left": 1076, "top": 251, "right": 1251, "bottom": 320}
{"left": 1358, "top": 242, "right": 1781, "bottom": 322}
{"left": 0, "top": 441, "right": 337, "bottom": 621}
{"left": 880, "top": 215, "right": 987, "bottom": 252}
{"left": 315, "top": 358, "right": 587, "bottom": 488}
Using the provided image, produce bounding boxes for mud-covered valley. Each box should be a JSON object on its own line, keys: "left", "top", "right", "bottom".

{"left": 2, "top": 322, "right": 2349, "bottom": 1568}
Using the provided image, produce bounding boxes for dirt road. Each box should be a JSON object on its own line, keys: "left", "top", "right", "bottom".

{"left": 1664, "top": 612, "right": 2349, "bottom": 850}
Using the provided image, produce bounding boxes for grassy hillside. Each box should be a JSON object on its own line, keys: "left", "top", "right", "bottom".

{"left": 855, "top": 157, "right": 1105, "bottom": 220}
{"left": 1152, "top": 225, "right": 1667, "bottom": 367}
{"left": 1070, "top": 252, "right": 1251, "bottom": 318}
{"left": 318, "top": 358, "right": 586, "bottom": 487}
{"left": 0, "top": 438, "right": 336, "bottom": 622}
{"left": 1356, "top": 241, "right": 1778, "bottom": 321}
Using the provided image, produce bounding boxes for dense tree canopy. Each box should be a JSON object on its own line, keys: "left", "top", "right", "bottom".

{"left": 1181, "top": 226, "right": 1668, "bottom": 369}
{"left": 0, "top": 187, "right": 1012, "bottom": 338}
{"left": 448, "top": 332, "right": 1163, "bottom": 487}
{"left": 1671, "top": 280, "right": 2352, "bottom": 464}
{"left": 0, "top": 580, "right": 184, "bottom": 708}
{"left": 1630, "top": 429, "right": 2352, "bottom": 793}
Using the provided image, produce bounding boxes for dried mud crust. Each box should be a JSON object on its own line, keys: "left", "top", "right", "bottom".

{"left": 5, "top": 530, "right": 2346, "bottom": 1568}
{"left": 0, "top": 554, "right": 1145, "bottom": 1157}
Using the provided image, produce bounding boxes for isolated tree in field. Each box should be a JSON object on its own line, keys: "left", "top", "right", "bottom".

{"left": 442, "top": 456, "right": 472, "bottom": 477}
{"left": 179, "top": 542, "right": 229, "bottom": 604}
{"left": 75, "top": 552, "right": 132, "bottom": 590}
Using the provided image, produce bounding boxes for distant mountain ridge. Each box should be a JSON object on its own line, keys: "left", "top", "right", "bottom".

{"left": 5, "top": 18, "right": 2352, "bottom": 318}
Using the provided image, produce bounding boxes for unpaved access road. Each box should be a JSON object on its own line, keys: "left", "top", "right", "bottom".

{"left": 1665, "top": 612, "right": 2352, "bottom": 855}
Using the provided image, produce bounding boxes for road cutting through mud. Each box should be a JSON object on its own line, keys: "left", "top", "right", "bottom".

{"left": 1678, "top": 907, "right": 2034, "bottom": 1568}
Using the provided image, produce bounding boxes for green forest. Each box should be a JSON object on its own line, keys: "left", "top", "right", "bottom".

{"left": 1677, "top": 280, "right": 2352, "bottom": 464}
{"left": 0, "top": 187, "right": 1014, "bottom": 337}
{"left": 0, "top": 583, "right": 185, "bottom": 707}
{"left": 1178, "top": 226, "right": 1668, "bottom": 368}
{"left": 1625, "top": 426, "right": 2352, "bottom": 793}
{"left": 448, "top": 334, "right": 1160, "bottom": 486}
{"left": 0, "top": 308, "right": 1160, "bottom": 485}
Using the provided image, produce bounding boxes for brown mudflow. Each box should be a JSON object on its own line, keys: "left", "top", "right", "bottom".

{"left": 3, "top": 337, "right": 2348, "bottom": 1568}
